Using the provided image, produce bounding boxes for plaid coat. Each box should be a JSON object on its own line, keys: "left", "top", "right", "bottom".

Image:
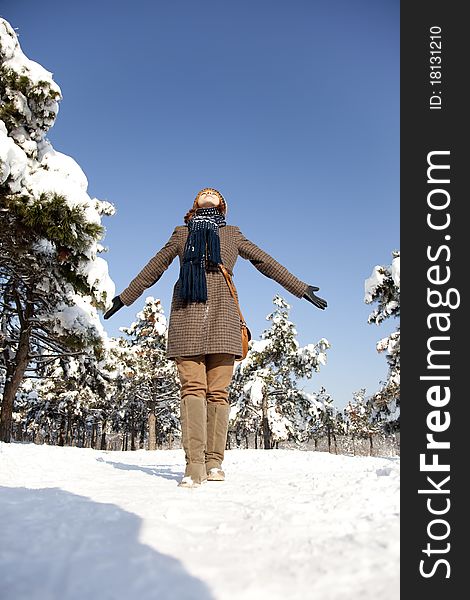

{"left": 119, "top": 225, "right": 309, "bottom": 360}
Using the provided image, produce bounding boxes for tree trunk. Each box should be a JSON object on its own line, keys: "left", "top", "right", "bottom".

{"left": 130, "top": 412, "right": 136, "bottom": 451}
{"left": 58, "top": 415, "right": 66, "bottom": 446}
{"left": 327, "top": 425, "right": 332, "bottom": 453}
{"left": 91, "top": 423, "right": 98, "bottom": 449}
{"left": 0, "top": 327, "right": 32, "bottom": 442}
{"left": 168, "top": 432, "right": 173, "bottom": 450}
{"left": 66, "top": 413, "right": 72, "bottom": 445}
{"left": 148, "top": 409, "right": 157, "bottom": 451}
{"left": 261, "top": 392, "right": 271, "bottom": 449}
{"left": 369, "top": 433, "right": 374, "bottom": 456}
{"left": 100, "top": 419, "right": 107, "bottom": 450}
{"left": 139, "top": 418, "right": 145, "bottom": 450}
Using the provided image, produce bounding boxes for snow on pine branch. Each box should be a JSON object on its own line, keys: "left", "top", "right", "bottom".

{"left": 1, "top": 17, "right": 115, "bottom": 328}
{"left": 364, "top": 251, "right": 400, "bottom": 325}
{"left": 364, "top": 252, "right": 400, "bottom": 418}
{"left": 0, "top": 19, "right": 61, "bottom": 142}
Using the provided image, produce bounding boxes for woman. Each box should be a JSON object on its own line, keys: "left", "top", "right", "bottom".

{"left": 104, "top": 187, "right": 327, "bottom": 488}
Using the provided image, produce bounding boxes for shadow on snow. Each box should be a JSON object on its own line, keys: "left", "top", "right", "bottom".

{"left": 0, "top": 486, "right": 214, "bottom": 600}
{"left": 95, "top": 456, "right": 183, "bottom": 482}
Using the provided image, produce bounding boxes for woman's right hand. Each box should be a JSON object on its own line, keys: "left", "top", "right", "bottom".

{"left": 104, "top": 295, "right": 124, "bottom": 319}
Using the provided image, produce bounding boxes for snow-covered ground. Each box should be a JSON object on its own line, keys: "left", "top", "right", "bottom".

{"left": 0, "top": 442, "right": 399, "bottom": 600}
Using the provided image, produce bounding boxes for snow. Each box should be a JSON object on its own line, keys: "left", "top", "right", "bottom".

{"left": 249, "top": 338, "right": 272, "bottom": 354}
{"left": 47, "top": 292, "right": 108, "bottom": 342}
{"left": 135, "top": 296, "right": 168, "bottom": 336}
{"left": 0, "top": 19, "right": 18, "bottom": 60}
{"left": 364, "top": 266, "right": 385, "bottom": 303}
{"left": 0, "top": 120, "right": 28, "bottom": 191}
{"left": 0, "top": 19, "right": 61, "bottom": 140}
{"left": 0, "top": 19, "right": 61, "bottom": 94}
{"left": 25, "top": 148, "right": 90, "bottom": 212}
{"left": 298, "top": 340, "right": 330, "bottom": 367}
{"left": 2, "top": 52, "right": 60, "bottom": 95}
{"left": 0, "top": 442, "right": 399, "bottom": 600}
{"left": 244, "top": 374, "right": 265, "bottom": 406}
{"left": 391, "top": 255, "right": 400, "bottom": 289}
{"left": 77, "top": 255, "right": 115, "bottom": 303}
{"left": 32, "top": 237, "right": 56, "bottom": 256}
{"left": 0, "top": 21, "right": 50, "bottom": 91}
{"left": 268, "top": 406, "right": 289, "bottom": 439}
{"left": 376, "top": 336, "right": 391, "bottom": 353}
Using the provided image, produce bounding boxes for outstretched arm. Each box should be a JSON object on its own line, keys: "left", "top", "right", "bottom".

{"left": 237, "top": 227, "right": 308, "bottom": 297}
{"left": 236, "top": 227, "right": 327, "bottom": 309}
{"left": 104, "top": 227, "right": 181, "bottom": 319}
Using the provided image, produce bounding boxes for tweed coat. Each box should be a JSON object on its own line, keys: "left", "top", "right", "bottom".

{"left": 118, "top": 225, "right": 309, "bottom": 360}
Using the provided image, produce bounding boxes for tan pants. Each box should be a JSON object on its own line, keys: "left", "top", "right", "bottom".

{"left": 175, "top": 353, "right": 235, "bottom": 405}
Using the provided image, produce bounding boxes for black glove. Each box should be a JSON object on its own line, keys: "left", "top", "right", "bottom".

{"left": 303, "top": 285, "right": 327, "bottom": 310}
{"left": 104, "top": 295, "right": 124, "bottom": 319}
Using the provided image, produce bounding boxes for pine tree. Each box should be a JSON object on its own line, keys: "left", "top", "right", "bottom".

{"left": 364, "top": 251, "right": 400, "bottom": 429}
{"left": 344, "top": 388, "right": 384, "bottom": 455}
{"left": 1, "top": 18, "right": 115, "bottom": 441}
{"left": 14, "top": 348, "right": 112, "bottom": 447}
{"left": 315, "top": 387, "right": 344, "bottom": 453}
{"left": 229, "top": 295, "right": 330, "bottom": 448}
{"left": 111, "top": 297, "right": 180, "bottom": 450}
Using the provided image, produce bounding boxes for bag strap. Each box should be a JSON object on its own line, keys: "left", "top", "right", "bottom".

{"left": 218, "top": 264, "right": 248, "bottom": 327}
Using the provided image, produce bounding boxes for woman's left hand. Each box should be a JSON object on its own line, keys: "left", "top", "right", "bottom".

{"left": 303, "top": 285, "right": 328, "bottom": 310}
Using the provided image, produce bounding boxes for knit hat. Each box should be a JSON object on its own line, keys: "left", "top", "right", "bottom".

{"left": 184, "top": 187, "right": 227, "bottom": 223}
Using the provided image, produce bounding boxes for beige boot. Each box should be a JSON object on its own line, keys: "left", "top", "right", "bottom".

{"left": 205, "top": 402, "right": 230, "bottom": 481}
{"left": 178, "top": 395, "right": 207, "bottom": 488}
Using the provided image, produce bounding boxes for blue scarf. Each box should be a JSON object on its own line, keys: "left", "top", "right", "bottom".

{"left": 178, "top": 206, "right": 226, "bottom": 302}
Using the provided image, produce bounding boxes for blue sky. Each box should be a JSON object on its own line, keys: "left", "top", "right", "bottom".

{"left": 2, "top": 0, "right": 399, "bottom": 408}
